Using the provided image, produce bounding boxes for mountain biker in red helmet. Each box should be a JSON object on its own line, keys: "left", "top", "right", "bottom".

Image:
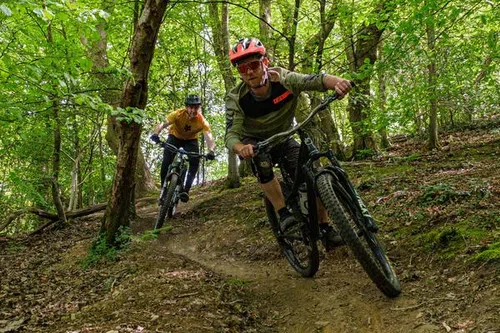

{"left": 151, "top": 94, "right": 216, "bottom": 203}
{"left": 225, "top": 38, "right": 352, "bottom": 249}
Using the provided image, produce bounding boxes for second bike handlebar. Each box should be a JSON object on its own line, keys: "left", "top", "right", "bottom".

{"left": 159, "top": 141, "right": 215, "bottom": 160}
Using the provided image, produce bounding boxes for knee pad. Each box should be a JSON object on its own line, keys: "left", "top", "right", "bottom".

{"left": 252, "top": 153, "right": 274, "bottom": 184}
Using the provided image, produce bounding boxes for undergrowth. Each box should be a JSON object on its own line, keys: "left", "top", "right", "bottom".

{"left": 138, "top": 225, "right": 173, "bottom": 241}
{"left": 82, "top": 226, "right": 131, "bottom": 269}
{"left": 474, "top": 241, "right": 500, "bottom": 263}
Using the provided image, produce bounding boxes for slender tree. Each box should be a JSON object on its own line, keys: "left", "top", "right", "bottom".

{"left": 300, "top": 0, "right": 344, "bottom": 157}
{"left": 377, "top": 40, "right": 391, "bottom": 149}
{"left": 45, "top": 6, "right": 67, "bottom": 224}
{"left": 208, "top": 2, "right": 240, "bottom": 188}
{"left": 343, "top": 1, "right": 392, "bottom": 157}
{"left": 426, "top": 0, "right": 439, "bottom": 150}
{"left": 279, "top": 0, "right": 301, "bottom": 70}
{"left": 259, "top": 0, "right": 273, "bottom": 60}
{"left": 102, "top": 0, "right": 170, "bottom": 245}
{"left": 82, "top": 0, "right": 156, "bottom": 197}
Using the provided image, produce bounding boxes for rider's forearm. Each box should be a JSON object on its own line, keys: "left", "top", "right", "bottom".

{"left": 153, "top": 122, "right": 168, "bottom": 135}
{"left": 322, "top": 74, "right": 345, "bottom": 90}
{"left": 204, "top": 131, "right": 216, "bottom": 152}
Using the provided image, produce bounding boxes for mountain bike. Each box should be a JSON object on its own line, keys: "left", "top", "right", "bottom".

{"left": 154, "top": 142, "right": 211, "bottom": 230}
{"left": 257, "top": 93, "right": 401, "bottom": 298}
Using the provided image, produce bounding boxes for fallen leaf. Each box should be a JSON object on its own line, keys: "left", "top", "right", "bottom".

{"left": 315, "top": 321, "right": 330, "bottom": 328}
{"left": 456, "top": 319, "right": 474, "bottom": 329}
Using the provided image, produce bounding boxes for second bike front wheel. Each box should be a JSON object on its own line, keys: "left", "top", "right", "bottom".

{"left": 155, "top": 174, "right": 178, "bottom": 230}
{"left": 316, "top": 173, "right": 401, "bottom": 297}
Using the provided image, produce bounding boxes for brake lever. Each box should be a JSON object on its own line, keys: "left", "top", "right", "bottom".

{"left": 253, "top": 141, "right": 271, "bottom": 156}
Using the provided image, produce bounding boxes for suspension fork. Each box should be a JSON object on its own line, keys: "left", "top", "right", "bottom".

{"left": 179, "top": 164, "right": 188, "bottom": 191}
{"left": 299, "top": 137, "right": 323, "bottom": 239}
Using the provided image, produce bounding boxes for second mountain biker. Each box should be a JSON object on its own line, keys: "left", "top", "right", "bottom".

{"left": 151, "top": 94, "right": 216, "bottom": 203}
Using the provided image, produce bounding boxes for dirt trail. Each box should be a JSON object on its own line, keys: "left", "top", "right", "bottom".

{"left": 140, "top": 204, "right": 435, "bottom": 333}
{"left": 131, "top": 127, "right": 500, "bottom": 332}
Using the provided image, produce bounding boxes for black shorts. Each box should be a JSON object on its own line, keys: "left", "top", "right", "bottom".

{"left": 241, "top": 137, "right": 300, "bottom": 184}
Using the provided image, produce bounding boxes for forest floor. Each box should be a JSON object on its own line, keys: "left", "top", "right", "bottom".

{"left": 1, "top": 123, "right": 499, "bottom": 333}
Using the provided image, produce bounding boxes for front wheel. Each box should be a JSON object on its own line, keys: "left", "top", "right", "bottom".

{"left": 155, "top": 174, "right": 178, "bottom": 230}
{"left": 316, "top": 173, "right": 401, "bottom": 297}
{"left": 265, "top": 195, "right": 319, "bottom": 278}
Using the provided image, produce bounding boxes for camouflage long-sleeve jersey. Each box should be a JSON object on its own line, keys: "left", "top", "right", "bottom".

{"left": 224, "top": 67, "right": 327, "bottom": 151}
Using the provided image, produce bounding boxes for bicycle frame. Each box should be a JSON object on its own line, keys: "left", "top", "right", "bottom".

{"left": 155, "top": 141, "right": 211, "bottom": 228}
{"left": 165, "top": 149, "right": 189, "bottom": 187}
{"left": 257, "top": 93, "right": 379, "bottom": 237}
{"left": 160, "top": 144, "right": 204, "bottom": 202}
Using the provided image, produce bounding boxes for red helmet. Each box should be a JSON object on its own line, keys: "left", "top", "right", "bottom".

{"left": 229, "top": 38, "right": 266, "bottom": 65}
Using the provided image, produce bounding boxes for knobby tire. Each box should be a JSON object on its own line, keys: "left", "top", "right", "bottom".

{"left": 316, "top": 173, "right": 401, "bottom": 297}
{"left": 155, "top": 174, "right": 178, "bottom": 230}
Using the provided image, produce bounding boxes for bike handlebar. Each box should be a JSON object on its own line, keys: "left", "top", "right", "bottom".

{"left": 253, "top": 91, "right": 342, "bottom": 155}
{"left": 158, "top": 141, "right": 214, "bottom": 160}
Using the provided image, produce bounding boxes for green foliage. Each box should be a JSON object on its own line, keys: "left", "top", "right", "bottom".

{"left": 138, "top": 226, "right": 173, "bottom": 241}
{"left": 474, "top": 242, "right": 500, "bottom": 263}
{"left": 82, "top": 227, "right": 131, "bottom": 269}
{"left": 419, "top": 183, "right": 470, "bottom": 206}
{"left": 0, "top": 0, "right": 498, "bottom": 235}
{"left": 111, "top": 107, "right": 146, "bottom": 124}
{"left": 226, "top": 279, "right": 247, "bottom": 287}
{"left": 7, "top": 241, "right": 26, "bottom": 254}
{"left": 353, "top": 149, "right": 377, "bottom": 160}
{"left": 416, "top": 226, "right": 466, "bottom": 259}
{"left": 403, "top": 153, "right": 421, "bottom": 163}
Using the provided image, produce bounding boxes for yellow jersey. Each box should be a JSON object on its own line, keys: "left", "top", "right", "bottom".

{"left": 166, "top": 108, "right": 211, "bottom": 140}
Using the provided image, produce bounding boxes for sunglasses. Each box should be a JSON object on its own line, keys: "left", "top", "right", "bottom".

{"left": 236, "top": 59, "right": 262, "bottom": 74}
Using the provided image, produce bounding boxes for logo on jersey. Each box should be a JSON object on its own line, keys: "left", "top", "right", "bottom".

{"left": 184, "top": 125, "right": 191, "bottom": 132}
{"left": 273, "top": 90, "right": 292, "bottom": 104}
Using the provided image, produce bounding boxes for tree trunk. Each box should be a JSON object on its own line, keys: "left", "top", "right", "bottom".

{"left": 208, "top": 2, "right": 241, "bottom": 188}
{"left": 46, "top": 15, "right": 67, "bottom": 224}
{"left": 84, "top": 0, "right": 155, "bottom": 198}
{"left": 301, "top": 0, "right": 343, "bottom": 157}
{"left": 343, "top": 3, "right": 389, "bottom": 158}
{"left": 102, "top": 0, "right": 170, "bottom": 246}
{"left": 377, "top": 40, "right": 390, "bottom": 149}
{"left": 68, "top": 156, "right": 81, "bottom": 211}
{"left": 259, "top": 0, "right": 273, "bottom": 61}
{"left": 50, "top": 99, "right": 67, "bottom": 224}
{"left": 426, "top": 5, "right": 439, "bottom": 150}
{"left": 469, "top": 32, "right": 495, "bottom": 122}
{"left": 288, "top": 0, "right": 300, "bottom": 70}
{"left": 68, "top": 109, "right": 84, "bottom": 210}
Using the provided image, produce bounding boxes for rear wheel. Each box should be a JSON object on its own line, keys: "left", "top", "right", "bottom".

{"left": 155, "top": 174, "right": 178, "bottom": 230}
{"left": 265, "top": 183, "right": 319, "bottom": 278}
{"left": 316, "top": 173, "right": 401, "bottom": 297}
